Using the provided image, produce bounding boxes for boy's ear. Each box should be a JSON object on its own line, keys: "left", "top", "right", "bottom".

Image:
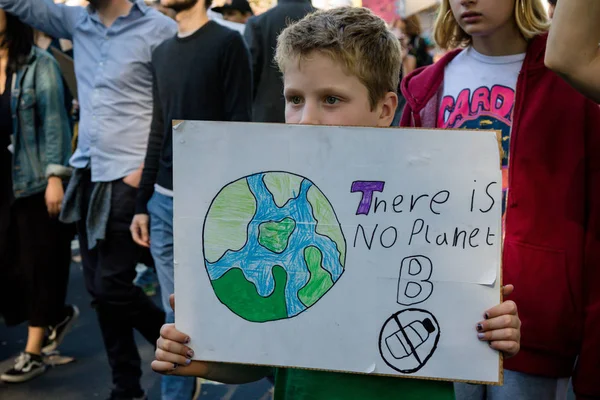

{"left": 377, "top": 92, "right": 398, "bottom": 127}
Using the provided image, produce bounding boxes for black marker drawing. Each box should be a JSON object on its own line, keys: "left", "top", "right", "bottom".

{"left": 378, "top": 309, "right": 441, "bottom": 374}
{"left": 397, "top": 255, "right": 434, "bottom": 306}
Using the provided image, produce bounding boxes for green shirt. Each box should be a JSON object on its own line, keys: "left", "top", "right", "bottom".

{"left": 274, "top": 368, "right": 455, "bottom": 400}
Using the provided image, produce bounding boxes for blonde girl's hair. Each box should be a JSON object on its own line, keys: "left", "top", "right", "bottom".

{"left": 434, "top": 0, "right": 550, "bottom": 50}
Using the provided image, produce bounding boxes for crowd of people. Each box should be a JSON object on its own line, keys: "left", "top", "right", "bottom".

{"left": 0, "top": 0, "right": 598, "bottom": 400}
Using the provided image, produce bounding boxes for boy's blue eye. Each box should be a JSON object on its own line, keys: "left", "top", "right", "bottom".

{"left": 325, "top": 96, "right": 339, "bottom": 105}
{"left": 290, "top": 96, "right": 302, "bottom": 105}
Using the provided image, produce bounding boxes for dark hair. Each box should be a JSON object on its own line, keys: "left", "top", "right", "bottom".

{"left": 1, "top": 12, "right": 33, "bottom": 74}
{"left": 548, "top": 0, "right": 557, "bottom": 5}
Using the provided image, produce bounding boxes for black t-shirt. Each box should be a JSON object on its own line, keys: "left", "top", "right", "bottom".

{"left": 1, "top": 73, "right": 12, "bottom": 143}
{"left": 1, "top": 72, "right": 13, "bottom": 204}
{"left": 136, "top": 21, "right": 253, "bottom": 214}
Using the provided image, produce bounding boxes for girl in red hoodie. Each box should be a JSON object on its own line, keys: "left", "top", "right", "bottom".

{"left": 400, "top": 0, "right": 600, "bottom": 399}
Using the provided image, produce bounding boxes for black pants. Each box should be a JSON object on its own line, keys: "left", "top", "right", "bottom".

{"left": 76, "top": 171, "right": 164, "bottom": 397}
{"left": 0, "top": 191, "right": 73, "bottom": 327}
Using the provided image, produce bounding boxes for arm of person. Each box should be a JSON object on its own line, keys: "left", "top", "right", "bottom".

{"left": 0, "top": 0, "right": 82, "bottom": 40}
{"left": 222, "top": 32, "right": 253, "bottom": 122}
{"left": 131, "top": 71, "right": 164, "bottom": 247}
{"left": 36, "top": 55, "right": 72, "bottom": 180}
{"left": 35, "top": 55, "right": 72, "bottom": 216}
{"left": 571, "top": 101, "right": 600, "bottom": 399}
{"left": 243, "top": 17, "right": 262, "bottom": 101}
{"left": 545, "top": 0, "right": 600, "bottom": 103}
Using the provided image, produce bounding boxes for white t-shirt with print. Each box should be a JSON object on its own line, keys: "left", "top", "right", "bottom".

{"left": 438, "top": 46, "right": 525, "bottom": 218}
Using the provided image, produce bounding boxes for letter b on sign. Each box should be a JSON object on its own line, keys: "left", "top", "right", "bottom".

{"left": 397, "top": 256, "right": 434, "bottom": 306}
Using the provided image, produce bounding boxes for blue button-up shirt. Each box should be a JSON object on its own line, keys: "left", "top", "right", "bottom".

{"left": 0, "top": 0, "right": 177, "bottom": 182}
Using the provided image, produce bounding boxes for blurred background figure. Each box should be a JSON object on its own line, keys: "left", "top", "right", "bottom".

{"left": 212, "top": 0, "right": 253, "bottom": 23}
{"left": 243, "top": 0, "right": 314, "bottom": 123}
{"left": 0, "top": 9, "right": 76, "bottom": 384}
{"left": 399, "top": 14, "right": 433, "bottom": 69}
{"left": 0, "top": 0, "right": 177, "bottom": 398}
{"left": 391, "top": 20, "right": 416, "bottom": 125}
{"left": 547, "top": 0, "right": 556, "bottom": 19}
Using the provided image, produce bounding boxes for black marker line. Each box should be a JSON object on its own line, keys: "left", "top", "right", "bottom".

{"left": 393, "top": 314, "right": 422, "bottom": 365}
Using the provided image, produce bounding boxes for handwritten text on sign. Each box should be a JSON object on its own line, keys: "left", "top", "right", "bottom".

{"left": 351, "top": 180, "right": 498, "bottom": 251}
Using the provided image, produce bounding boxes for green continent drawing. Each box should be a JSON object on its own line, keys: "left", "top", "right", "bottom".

{"left": 298, "top": 246, "right": 333, "bottom": 308}
{"left": 211, "top": 266, "right": 289, "bottom": 322}
{"left": 258, "top": 218, "right": 296, "bottom": 253}
{"left": 203, "top": 172, "right": 346, "bottom": 322}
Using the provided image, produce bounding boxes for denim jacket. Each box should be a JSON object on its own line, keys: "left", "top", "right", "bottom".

{"left": 10, "top": 47, "right": 72, "bottom": 198}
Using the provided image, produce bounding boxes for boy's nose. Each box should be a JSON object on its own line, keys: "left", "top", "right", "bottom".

{"left": 299, "top": 103, "right": 321, "bottom": 125}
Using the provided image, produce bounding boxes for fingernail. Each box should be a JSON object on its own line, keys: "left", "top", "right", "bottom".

{"left": 187, "top": 350, "right": 194, "bottom": 359}
{"left": 476, "top": 323, "right": 483, "bottom": 332}
{"left": 184, "top": 337, "right": 190, "bottom": 344}
{"left": 484, "top": 312, "right": 490, "bottom": 320}
{"left": 185, "top": 358, "right": 191, "bottom": 365}
{"left": 172, "top": 363, "right": 178, "bottom": 370}
{"left": 477, "top": 333, "right": 485, "bottom": 340}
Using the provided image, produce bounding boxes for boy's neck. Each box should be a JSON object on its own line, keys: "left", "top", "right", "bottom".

{"left": 97, "top": 0, "right": 133, "bottom": 28}
{"left": 471, "top": 21, "right": 528, "bottom": 56}
{"left": 176, "top": 3, "right": 209, "bottom": 37}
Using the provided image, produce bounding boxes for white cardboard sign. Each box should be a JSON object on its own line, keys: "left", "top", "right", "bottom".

{"left": 174, "top": 121, "right": 502, "bottom": 384}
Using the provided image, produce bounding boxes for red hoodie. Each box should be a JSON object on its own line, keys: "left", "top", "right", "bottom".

{"left": 400, "top": 34, "right": 600, "bottom": 399}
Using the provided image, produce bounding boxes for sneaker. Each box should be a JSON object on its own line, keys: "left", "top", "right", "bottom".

{"left": 42, "top": 305, "right": 80, "bottom": 354}
{"left": 1, "top": 352, "right": 47, "bottom": 383}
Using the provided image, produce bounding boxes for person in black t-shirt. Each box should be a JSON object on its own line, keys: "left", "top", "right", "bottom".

{"left": 129, "top": 0, "right": 252, "bottom": 398}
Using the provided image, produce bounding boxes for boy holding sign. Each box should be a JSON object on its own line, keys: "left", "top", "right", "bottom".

{"left": 152, "top": 8, "right": 521, "bottom": 399}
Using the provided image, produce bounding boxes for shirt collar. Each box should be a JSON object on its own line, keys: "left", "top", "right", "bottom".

{"left": 132, "top": 0, "right": 150, "bottom": 15}
{"left": 88, "top": 0, "right": 148, "bottom": 24}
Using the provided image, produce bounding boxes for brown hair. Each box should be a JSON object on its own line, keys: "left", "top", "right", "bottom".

{"left": 403, "top": 15, "right": 422, "bottom": 37}
{"left": 275, "top": 7, "right": 402, "bottom": 109}
{"left": 434, "top": 0, "right": 549, "bottom": 49}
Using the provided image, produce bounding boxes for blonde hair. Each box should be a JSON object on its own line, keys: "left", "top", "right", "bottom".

{"left": 434, "top": 0, "right": 550, "bottom": 49}
{"left": 275, "top": 7, "right": 402, "bottom": 110}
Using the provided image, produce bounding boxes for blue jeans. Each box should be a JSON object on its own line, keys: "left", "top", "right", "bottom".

{"left": 147, "top": 191, "right": 195, "bottom": 400}
{"left": 454, "top": 369, "right": 570, "bottom": 400}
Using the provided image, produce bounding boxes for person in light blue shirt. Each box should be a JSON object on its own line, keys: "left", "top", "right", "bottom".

{"left": 0, "top": 1, "right": 177, "bottom": 399}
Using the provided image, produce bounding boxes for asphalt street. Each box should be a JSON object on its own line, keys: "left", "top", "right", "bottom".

{"left": 0, "top": 252, "right": 273, "bottom": 400}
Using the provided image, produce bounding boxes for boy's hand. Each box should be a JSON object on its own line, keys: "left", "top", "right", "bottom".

{"left": 153, "top": 323, "right": 194, "bottom": 373}
{"left": 476, "top": 284, "right": 520, "bottom": 358}
{"left": 153, "top": 294, "right": 193, "bottom": 374}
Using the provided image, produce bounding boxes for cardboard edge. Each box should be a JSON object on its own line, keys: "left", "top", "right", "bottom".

{"left": 192, "top": 358, "right": 503, "bottom": 386}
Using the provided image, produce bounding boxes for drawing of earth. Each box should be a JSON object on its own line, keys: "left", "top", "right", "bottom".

{"left": 203, "top": 172, "right": 346, "bottom": 323}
